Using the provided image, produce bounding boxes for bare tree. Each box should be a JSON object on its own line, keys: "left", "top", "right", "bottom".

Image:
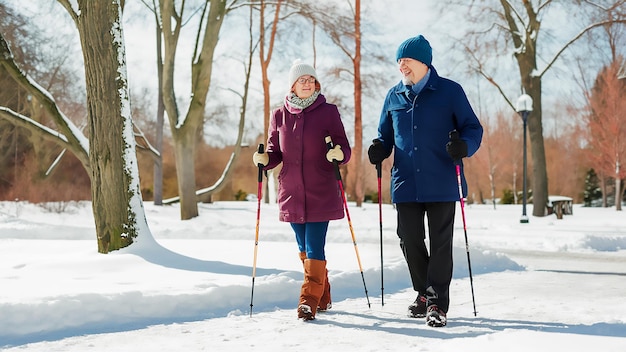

{"left": 0, "top": 36, "right": 90, "bottom": 175}
{"left": 63, "top": 0, "right": 154, "bottom": 251}
{"left": 292, "top": 0, "right": 365, "bottom": 205}
{"left": 159, "top": 0, "right": 256, "bottom": 219}
{"left": 255, "top": 0, "right": 283, "bottom": 204}
{"left": 584, "top": 60, "right": 626, "bottom": 210}
{"left": 135, "top": 0, "right": 166, "bottom": 205}
{"left": 0, "top": 3, "right": 88, "bottom": 199}
{"left": 196, "top": 2, "right": 256, "bottom": 203}
{"left": 257, "top": 0, "right": 282, "bottom": 143}
{"left": 0, "top": 0, "right": 157, "bottom": 252}
{"left": 438, "top": 0, "right": 626, "bottom": 216}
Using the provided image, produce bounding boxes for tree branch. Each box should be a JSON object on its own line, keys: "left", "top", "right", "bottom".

{"left": 133, "top": 122, "right": 161, "bottom": 163}
{"left": 538, "top": 19, "right": 626, "bottom": 77}
{"left": 56, "top": 0, "right": 79, "bottom": 24}
{"left": 0, "top": 32, "right": 90, "bottom": 169}
{"left": 465, "top": 42, "right": 516, "bottom": 111}
{"left": 0, "top": 107, "right": 70, "bottom": 146}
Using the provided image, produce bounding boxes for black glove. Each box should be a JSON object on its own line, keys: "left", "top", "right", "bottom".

{"left": 446, "top": 130, "right": 468, "bottom": 161}
{"left": 368, "top": 139, "right": 387, "bottom": 164}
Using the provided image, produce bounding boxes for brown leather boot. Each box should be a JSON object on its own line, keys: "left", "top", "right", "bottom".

{"left": 298, "top": 252, "right": 331, "bottom": 312}
{"left": 298, "top": 259, "right": 326, "bottom": 321}
{"left": 318, "top": 269, "right": 332, "bottom": 312}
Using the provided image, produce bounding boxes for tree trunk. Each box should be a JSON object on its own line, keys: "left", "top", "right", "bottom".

{"left": 153, "top": 6, "right": 165, "bottom": 206}
{"left": 352, "top": 0, "right": 363, "bottom": 207}
{"left": 601, "top": 175, "right": 608, "bottom": 207}
{"left": 160, "top": 0, "right": 226, "bottom": 219}
{"left": 173, "top": 127, "right": 199, "bottom": 219}
{"left": 259, "top": 0, "right": 282, "bottom": 204}
{"left": 508, "top": 0, "right": 548, "bottom": 217}
{"left": 76, "top": 0, "right": 142, "bottom": 252}
{"left": 616, "top": 178, "right": 622, "bottom": 211}
{"left": 525, "top": 78, "right": 548, "bottom": 216}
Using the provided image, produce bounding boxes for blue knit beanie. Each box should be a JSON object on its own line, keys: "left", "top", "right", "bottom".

{"left": 395, "top": 35, "right": 432, "bottom": 66}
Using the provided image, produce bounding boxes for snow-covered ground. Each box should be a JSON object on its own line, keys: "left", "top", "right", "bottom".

{"left": 1, "top": 199, "right": 625, "bottom": 351}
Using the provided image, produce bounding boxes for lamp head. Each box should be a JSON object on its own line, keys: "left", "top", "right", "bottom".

{"left": 516, "top": 94, "right": 533, "bottom": 113}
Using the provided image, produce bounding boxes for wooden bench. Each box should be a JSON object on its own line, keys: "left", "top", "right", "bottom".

{"left": 547, "top": 196, "right": 573, "bottom": 219}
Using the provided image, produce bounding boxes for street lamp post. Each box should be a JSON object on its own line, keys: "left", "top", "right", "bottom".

{"left": 516, "top": 94, "right": 533, "bottom": 224}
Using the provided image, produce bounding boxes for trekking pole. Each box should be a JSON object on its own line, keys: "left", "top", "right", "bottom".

{"left": 371, "top": 139, "right": 385, "bottom": 306}
{"left": 249, "top": 143, "right": 264, "bottom": 317}
{"left": 325, "top": 136, "right": 371, "bottom": 308}
{"left": 449, "top": 131, "right": 477, "bottom": 316}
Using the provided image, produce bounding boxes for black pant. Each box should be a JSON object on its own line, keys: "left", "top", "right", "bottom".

{"left": 396, "top": 202, "right": 455, "bottom": 312}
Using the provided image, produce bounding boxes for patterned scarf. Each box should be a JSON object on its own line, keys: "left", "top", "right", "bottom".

{"left": 285, "top": 90, "right": 320, "bottom": 112}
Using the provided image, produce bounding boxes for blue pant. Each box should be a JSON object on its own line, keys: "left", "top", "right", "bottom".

{"left": 291, "top": 222, "right": 329, "bottom": 260}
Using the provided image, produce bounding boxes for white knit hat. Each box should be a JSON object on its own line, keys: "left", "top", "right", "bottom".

{"left": 288, "top": 59, "right": 318, "bottom": 90}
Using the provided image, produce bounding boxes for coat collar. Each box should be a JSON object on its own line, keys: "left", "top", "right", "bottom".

{"left": 394, "top": 66, "right": 439, "bottom": 96}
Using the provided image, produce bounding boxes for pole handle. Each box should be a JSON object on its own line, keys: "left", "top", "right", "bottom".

{"left": 324, "top": 136, "right": 341, "bottom": 181}
{"left": 257, "top": 144, "right": 265, "bottom": 182}
{"left": 448, "top": 130, "right": 462, "bottom": 165}
{"left": 371, "top": 139, "right": 383, "bottom": 178}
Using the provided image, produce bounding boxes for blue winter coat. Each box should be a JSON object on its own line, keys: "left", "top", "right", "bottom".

{"left": 264, "top": 93, "right": 352, "bottom": 223}
{"left": 375, "top": 67, "right": 483, "bottom": 203}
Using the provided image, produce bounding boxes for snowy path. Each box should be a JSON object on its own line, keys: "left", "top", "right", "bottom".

{"left": 1, "top": 201, "right": 625, "bottom": 351}
{"left": 5, "top": 269, "right": 624, "bottom": 352}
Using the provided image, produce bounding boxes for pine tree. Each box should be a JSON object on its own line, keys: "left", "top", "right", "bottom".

{"left": 583, "top": 169, "right": 602, "bottom": 207}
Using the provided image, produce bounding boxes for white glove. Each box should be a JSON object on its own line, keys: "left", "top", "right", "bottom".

{"left": 326, "top": 145, "right": 344, "bottom": 162}
{"left": 252, "top": 151, "right": 269, "bottom": 167}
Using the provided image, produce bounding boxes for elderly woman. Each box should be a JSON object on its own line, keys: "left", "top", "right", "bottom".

{"left": 253, "top": 59, "right": 351, "bottom": 321}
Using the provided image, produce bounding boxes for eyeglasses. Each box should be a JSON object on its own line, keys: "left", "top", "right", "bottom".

{"left": 297, "top": 77, "right": 316, "bottom": 84}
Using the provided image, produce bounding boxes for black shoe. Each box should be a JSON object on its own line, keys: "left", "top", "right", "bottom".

{"left": 426, "top": 305, "right": 447, "bottom": 327}
{"left": 408, "top": 294, "right": 427, "bottom": 318}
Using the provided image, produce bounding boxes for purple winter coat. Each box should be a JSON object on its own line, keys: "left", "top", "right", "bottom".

{"left": 263, "top": 93, "right": 351, "bottom": 223}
